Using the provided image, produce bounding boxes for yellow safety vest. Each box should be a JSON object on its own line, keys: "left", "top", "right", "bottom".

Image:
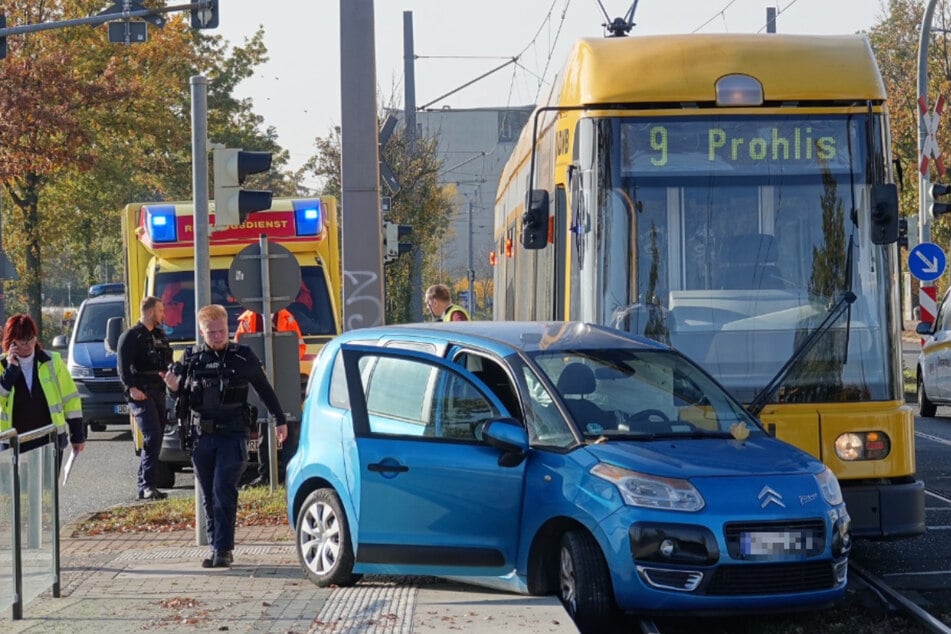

{"left": 0, "top": 350, "right": 83, "bottom": 433}
{"left": 442, "top": 304, "right": 471, "bottom": 322}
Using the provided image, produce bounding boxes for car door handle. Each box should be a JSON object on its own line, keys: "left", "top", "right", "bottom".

{"left": 368, "top": 462, "right": 409, "bottom": 473}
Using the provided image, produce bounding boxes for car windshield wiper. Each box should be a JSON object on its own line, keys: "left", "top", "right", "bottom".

{"left": 587, "top": 430, "right": 735, "bottom": 442}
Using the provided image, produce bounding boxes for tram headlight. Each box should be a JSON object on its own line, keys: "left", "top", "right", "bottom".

{"left": 816, "top": 467, "right": 844, "bottom": 506}
{"left": 834, "top": 431, "right": 891, "bottom": 461}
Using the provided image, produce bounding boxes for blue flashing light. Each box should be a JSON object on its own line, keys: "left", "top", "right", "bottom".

{"left": 144, "top": 205, "right": 178, "bottom": 243}
{"left": 293, "top": 200, "right": 322, "bottom": 236}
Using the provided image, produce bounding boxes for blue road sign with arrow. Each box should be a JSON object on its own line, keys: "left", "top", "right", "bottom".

{"left": 909, "top": 242, "right": 947, "bottom": 282}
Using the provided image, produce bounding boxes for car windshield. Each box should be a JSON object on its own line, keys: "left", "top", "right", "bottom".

{"left": 75, "top": 301, "right": 124, "bottom": 343}
{"left": 527, "top": 348, "right": 762, "bottom": 440}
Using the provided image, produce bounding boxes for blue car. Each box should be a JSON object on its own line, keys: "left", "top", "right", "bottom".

{"left": 286, "top": 322, "right": 851, "bottom": 631}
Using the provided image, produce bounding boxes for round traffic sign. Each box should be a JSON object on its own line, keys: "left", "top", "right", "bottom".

{"left": 909, "top": 242, "right": 947, "bottom": 282}
{"left": 228, "top": 241, "right": 301, "bottom": 313}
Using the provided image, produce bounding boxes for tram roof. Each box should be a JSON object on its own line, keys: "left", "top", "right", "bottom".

{"left": 559, "top": 34, "right": 886, "bottom": 106}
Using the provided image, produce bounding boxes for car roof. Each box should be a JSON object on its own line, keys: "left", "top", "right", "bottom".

{"left": 336, "top": 321, "right": 667, "bottom": 354}
{"left": 80, "top": 293, "right": 125, "bottom": 307}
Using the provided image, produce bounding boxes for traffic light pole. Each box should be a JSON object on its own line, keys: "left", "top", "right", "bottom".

{"left": 191, "top": 74, "right": 211, "bottom": 547}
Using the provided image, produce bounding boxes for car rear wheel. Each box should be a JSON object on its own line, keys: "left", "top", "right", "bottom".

{"left": 296, "top": 488, "right": 359, "bottom": 587}
{"left": 558, "top": 530, "right": 615, "bottom": 633}
{"left": 918, "top": 374, "right": 937, "bottom": 418}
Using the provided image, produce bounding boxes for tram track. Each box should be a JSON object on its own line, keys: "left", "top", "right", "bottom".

{"left": 849, "top": 560, "right": 951, "bottom": 634}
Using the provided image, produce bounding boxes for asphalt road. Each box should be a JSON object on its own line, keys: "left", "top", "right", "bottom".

{"left": 59, "top": 426, "right": 197, "bottom": 525}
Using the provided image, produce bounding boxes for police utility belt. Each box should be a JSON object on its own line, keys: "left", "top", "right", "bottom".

{"left": 191, "top": 410, "right": 251, "bottom": 436}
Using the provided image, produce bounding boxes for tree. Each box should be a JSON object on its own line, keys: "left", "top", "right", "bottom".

{"left": 868, "top": 0, "right": 951, "bottom": 298}
{"left": 0, "top": 0, "right": 137, "bottom": 332}
{"left": 299, "top": 116, "right": 454, "bottom": 325}
{"left": 0, "top": 1, "right": 288, "bottom": 337}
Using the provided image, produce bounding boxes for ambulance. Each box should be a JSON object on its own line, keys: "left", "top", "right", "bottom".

{"left": 120, "top": 197, "right": 342, "bottom": 487}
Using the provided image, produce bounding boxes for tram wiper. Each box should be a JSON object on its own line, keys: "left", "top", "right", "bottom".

{"left": 746, "top": 288, "right": 856, "bottom": 417}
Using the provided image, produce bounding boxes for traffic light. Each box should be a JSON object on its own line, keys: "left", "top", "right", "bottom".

{"left": 213, "top": 147, "right": 272, "bottom": 227}
{"left": 869, "top": 183, "right": 898, "bottom": 245}
{"left": 898, "top": 217, "right": 909, "bottom": 250}
{"left": 1, "top": 13, "right": 7, "bottom": 60}
{"left": 383, "top": 221, "right": 412, "bottom": 263}
{"left": 521, "top": 189, "right": 550, "bottom": 249}
{"left": 932, "top": 183, "right": 951, "bottom": 217}
{"left": 191, "top": 0, "right": 219, "bottom": 29}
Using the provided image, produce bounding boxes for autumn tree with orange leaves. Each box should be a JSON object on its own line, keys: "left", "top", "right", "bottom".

{"left": 0, "top": 1, "right": 284, "bottom": 337}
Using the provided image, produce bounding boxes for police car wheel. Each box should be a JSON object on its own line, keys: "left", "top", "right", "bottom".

{"left": 296, "top": 488, "right": 360, "bottom": 587}
{"left": 918, "top": 374, "right": 937, "bottom": 418}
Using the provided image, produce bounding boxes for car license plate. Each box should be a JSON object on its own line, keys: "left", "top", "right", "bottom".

{"left": 114, "top": 404, "right": 129, "bottom": 415}
{"left": 740, "top": 530, "right": 813, "bottom": 556}
{"left": 248, "top": 438, "right": 259, "bottom": 454}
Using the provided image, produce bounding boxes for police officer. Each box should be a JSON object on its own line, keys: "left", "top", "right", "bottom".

{"left": 164, "top": 304, "right": 287, "bottom": 569}
{"left": 117, "top": 296, "right": 173, "bottom": 500}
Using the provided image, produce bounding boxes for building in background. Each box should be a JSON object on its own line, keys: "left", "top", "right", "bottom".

{"left": 406, "top": 106, "right": 533, "bottom": 292}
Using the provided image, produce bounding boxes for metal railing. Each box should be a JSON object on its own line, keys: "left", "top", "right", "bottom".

{"left": 0, "top": 424, "right": 62, "bottom": 619}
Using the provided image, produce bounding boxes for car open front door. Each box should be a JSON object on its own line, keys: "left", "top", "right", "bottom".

{"left": 340, "top": 343, "right": 526, "bottom": 577}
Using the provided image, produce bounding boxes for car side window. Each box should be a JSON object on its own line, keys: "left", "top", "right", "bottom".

{"left": 365, "top": 356, "right": 436, "bottom": 434}
{"left": 340, "top": 352, "right": 494, "bottom": 442}
{"left": 434, "top": 372, "right": 495, "bottom": 440}
{"left": 522, "top": 366, "right": 575, "bottom": 447}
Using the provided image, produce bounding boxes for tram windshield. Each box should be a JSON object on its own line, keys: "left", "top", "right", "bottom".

{"left": 597, "top": 114, "right": 899, "bottom": 403}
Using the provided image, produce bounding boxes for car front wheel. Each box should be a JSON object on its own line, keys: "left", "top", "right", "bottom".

{"left": 918, "top": 374, "right": 937, "bottom": 418}
{"left": 558, "top": 530, "right": 616, "bottom": 633}
{"left": 296, "top": 488, "right": 359, "bottom": 587}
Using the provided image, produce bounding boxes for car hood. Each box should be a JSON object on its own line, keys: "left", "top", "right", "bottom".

{"left": 69, "top": 341, "right": 117, "bottom": 368}
{"left": 585, "top": 436, "right": 820, "bottom": 478}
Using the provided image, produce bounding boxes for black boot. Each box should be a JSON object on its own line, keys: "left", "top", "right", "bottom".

{"left": 201, "top": 551, "right": 233, "bottom": 568}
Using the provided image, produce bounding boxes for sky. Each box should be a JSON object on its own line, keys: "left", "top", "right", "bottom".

{"left": 215, "top": 0, "right": 888, "bottom": 182}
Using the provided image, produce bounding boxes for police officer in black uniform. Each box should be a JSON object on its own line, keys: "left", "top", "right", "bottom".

{"left": 164, "top": 304, "right": 287, "bottom": 568}
{"left": 117, "top": 296, "right": 173, "bottom": 500}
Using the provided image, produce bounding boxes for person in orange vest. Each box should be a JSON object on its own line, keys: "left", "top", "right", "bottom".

{"left": 234, "top": 308, "right": 304, "bottom": 487}
{"left": 234, "top": 309, "right": 305, "bottom": 359}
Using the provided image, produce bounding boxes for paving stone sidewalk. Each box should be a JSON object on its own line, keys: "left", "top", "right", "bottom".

{"left": 4, "top": 523, "right": 575, "bottom": 633}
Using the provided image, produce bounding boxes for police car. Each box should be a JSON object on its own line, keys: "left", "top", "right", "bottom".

{"left": 916, "top": 291, "right": 951, "bottom": 417}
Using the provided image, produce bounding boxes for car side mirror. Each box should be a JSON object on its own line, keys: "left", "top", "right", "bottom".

{"left": 51, "top": 335, "right": 68, "bottom": 349}
{"left": 916, "top": 321, "right": 934, "bottom": 336}
{"left": 105, "top": 317, "right": 124, "bottom": 353}
{"left": 483, "top": 418, "right": 528, "bottom": 467}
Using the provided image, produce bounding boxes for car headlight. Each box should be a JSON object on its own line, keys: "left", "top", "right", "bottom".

{"left": 591, "top": 463, "right": 704, "bottom": 512}
{"left": 69, "top": 365, "right": 94, "bottom": 379}
{"left": 816, "top": 467, "right": 843, "bottom": 506}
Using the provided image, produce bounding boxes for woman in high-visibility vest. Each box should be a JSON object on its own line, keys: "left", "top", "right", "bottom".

{"left": 0, "top": 314, "right": 85, "bottom": 455}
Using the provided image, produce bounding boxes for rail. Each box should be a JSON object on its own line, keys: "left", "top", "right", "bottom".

{"left": 0, "top": 424, "right": 62, "bottom": 620}
{"left": 849, "top": 561, "right": 951, "bottom": 634}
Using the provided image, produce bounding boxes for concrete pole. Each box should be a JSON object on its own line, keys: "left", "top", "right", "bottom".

{"left": 190, "top": 75, "right": 210, "bottom": 547}
{"left": 404, "top": 12, "right": 424, "bottom": 322}
{"left": 918, "top": 0, "right": 940, "bottom": 326}
{"left": 467, "top": 197, "right": 475, "bottom": 314}
{"left": 340, "top": 0, "right": 385, "bottom": 330}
